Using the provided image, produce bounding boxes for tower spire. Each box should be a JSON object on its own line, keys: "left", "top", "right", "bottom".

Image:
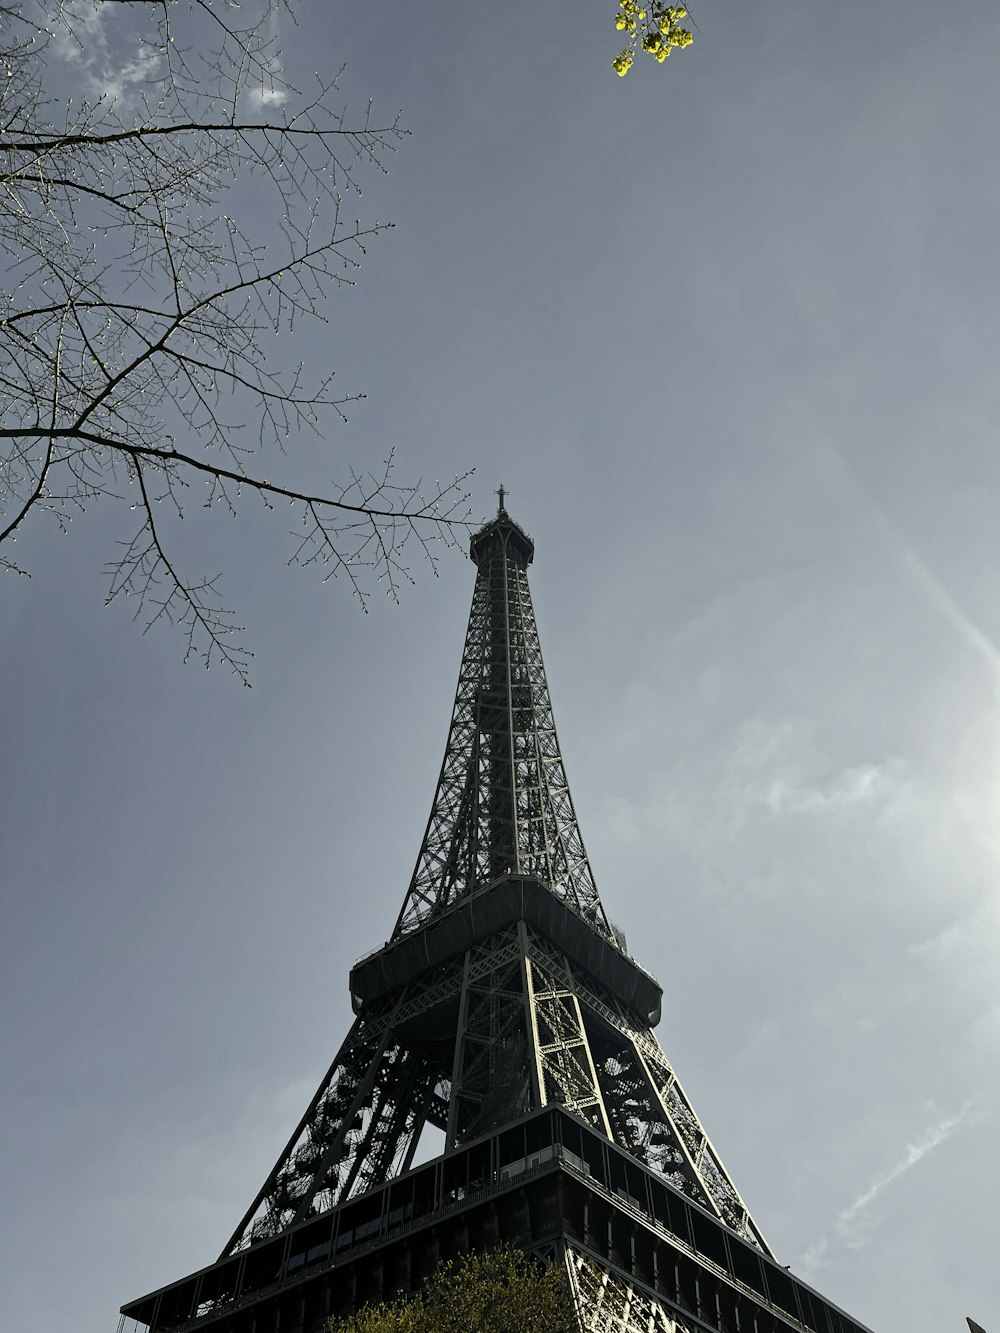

{"left": 393, "top": 505, "right": 612, "bottom": 941}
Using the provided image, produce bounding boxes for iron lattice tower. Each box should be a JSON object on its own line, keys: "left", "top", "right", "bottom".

{"left": 121, "top": 504, "right": 874, "bottom": 1333}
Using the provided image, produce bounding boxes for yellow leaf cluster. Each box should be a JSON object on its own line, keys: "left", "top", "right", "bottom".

{"left": 613, "top": 1, "right": 693, "bottom": 75}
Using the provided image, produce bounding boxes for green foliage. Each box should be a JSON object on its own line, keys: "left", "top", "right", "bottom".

{"left": 612, "top": 2, "right": 694, "bottom": 77}
{"left": 326, "top": 1246, "right": 576, "bottom": 1333}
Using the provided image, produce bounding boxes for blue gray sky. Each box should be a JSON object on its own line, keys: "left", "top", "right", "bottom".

{"left": 2, "top": 2, "right": 998, "bottom": 1330}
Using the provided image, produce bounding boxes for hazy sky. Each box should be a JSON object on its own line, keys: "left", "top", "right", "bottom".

{"left": 2, "top": 2, "right": 998, "bottom": 1331}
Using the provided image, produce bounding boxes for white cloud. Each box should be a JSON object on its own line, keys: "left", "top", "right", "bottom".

{"left": 910, "top": 895, "right": 1000, "bottom": 965}
{"left": 249, "top": 78, "right": 292, "bottom": 109}
{"left": 247, "top": 84, "right": 289, "bottom": 110}
{"left": 50, "top": 0, "right": 163, "bottom": 104}
{"left": 762, "top": 757, "right": 907, "bottom": 820}
{"left": 799, "top": 1103, "right": 983, "bottom": 1272}
{"left": 797, "top": 1237, "right": 829, "bottom": 1280}
{"left": 96, "top": 47, "right": 162, "bottom": 102}
{"left": 49, "top": 0, "right": 105, "bottom": 64}
{"left": 51, "top": 3, "right": 290, "bottom": 110}
{"left": 241, "top": 15, "right": 290, "bottom": 110}
{"left": 607, "top": 712, "right": 911, "bottom": 854}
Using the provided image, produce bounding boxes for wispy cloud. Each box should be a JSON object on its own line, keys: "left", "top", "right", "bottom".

{"left": 243, "top": 9, "right": 290, "bottom": 110}
{"left": 910, "top": 896, "right": 1000, "bottom": 965}
{"left": 49, "top": 0, "right": 105, "bottom": 64}
{"left": 799, "top": 1103, "right": 982, "bottom": 1276}
{"left": 50, "top": 0, "right": 163, "bottom": 104}
{"left": 715, "top": 719, "right": 909, "bottom": 843}
{"left": 798, "top": 1237, "right": 830, "bottom": 1278}
{"left": 763, "top": 757, "right": 906, "bottom": 820}
{"left": 602, "top": 713, "right": 918, "bottom": 914}
{"left": 54, "top": 1, "right": 290, "bottom": 109}
{"left": 836, "top": 1107, "right": 973, "bottom": 1245}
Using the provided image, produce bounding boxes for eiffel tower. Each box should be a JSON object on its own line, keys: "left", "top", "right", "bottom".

{"left": 120, "top": 499, "right": 874, "bottom": 1333}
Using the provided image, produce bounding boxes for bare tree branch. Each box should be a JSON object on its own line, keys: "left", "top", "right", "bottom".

{"left": 1, "top": 0, "right": 472, "bottom": 682}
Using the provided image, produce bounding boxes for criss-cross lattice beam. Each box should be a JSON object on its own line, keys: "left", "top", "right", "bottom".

{"left": 525, "top": 929, "right": 770, "bottom": 1253}
{"left": 394, "top": 514, "right": 612, "bottom": 940}
{"left": 447, "top": 927, "right": 533, "bottom": 1143}
{"left": 564, "top": 1247, "right": 698, "bottom": 1333}
{"left": 525, "top": 935, "right": 613, "bottom": 1137}
{"left": 222, "top": 995, "right": 438, "bottom": 1254}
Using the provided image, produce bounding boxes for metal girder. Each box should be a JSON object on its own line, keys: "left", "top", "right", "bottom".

{"left": 446, "top": 921, "right": 616, "bottom": 1148}
{"left": 524, "top": 926, "right": 613, "bottom": 1138}
{"left": 447, "top": 927, "right": 533, "bottom": 1144}
{"left": 221, "top": 1007, "right": 386, "bottom": 1252}
{"left": 524, "top": 928, "right": 769, "bottom": 1253}
{"left": 389, "top": 958, "right": 464, "bottom": 1027}
{"left": 564, "top": 1247, "right": 697, "bottom": 1333}
{"left": 222, "top": 996, "right": 436, "bottom": 1254}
